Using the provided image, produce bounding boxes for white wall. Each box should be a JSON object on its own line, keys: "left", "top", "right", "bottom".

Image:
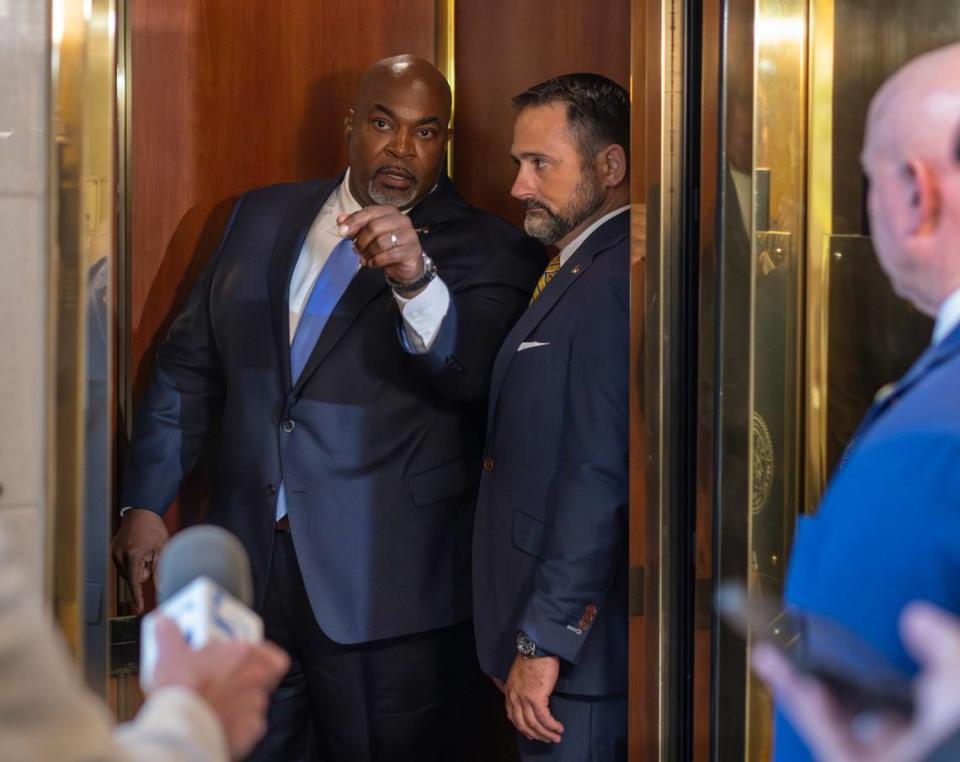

{"left": 0, "top": 0, "right": 50, "bottom": 585}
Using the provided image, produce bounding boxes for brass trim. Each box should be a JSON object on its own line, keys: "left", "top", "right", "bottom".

{"left": 804, "top": 0, "right": 835, "bottom": 511}
{"left": 434, "top": 0, "right": 455, "bottom": 178}
{"left": 118, "top": 0, "right": 133, "bottom": 444}
{"left": 47, "top": 0, "right": 118, "bottom": 666}
{"left": 48, "top": 0, "right": 91, "bottom": 659}
{"left": 630, "top": 0, "right": 687, "bottom": 758}
{"left": 114, "top": 0, "right": 135, "bottom": 721}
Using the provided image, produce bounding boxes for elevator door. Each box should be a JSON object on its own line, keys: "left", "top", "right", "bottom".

{"left": 710, "top": 2, "right": 960, "bottom": 760}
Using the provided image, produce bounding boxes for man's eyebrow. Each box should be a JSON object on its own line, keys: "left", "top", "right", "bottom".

{"left": 510, "top": 151, "right": 550, "bottom": 161}
{"left": 371, "top": 104, "right": 442, "bottom": 127}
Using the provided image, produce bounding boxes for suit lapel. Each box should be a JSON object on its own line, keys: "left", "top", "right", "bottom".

{"left": 486, "top": 211, "right": 630, "bottom": 426}
{"left": 267, "top": 177, "right": 340, "bottom": 394}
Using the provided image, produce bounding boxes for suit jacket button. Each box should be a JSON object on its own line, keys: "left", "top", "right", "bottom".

{"left": 281, "top": 419, "right": 295, "bottom": 433}
{"left": 265, "top": 483, "right": 276, "bottom": 496}
{"left": 483, "top": 457, "right": 494, "bottom": 472}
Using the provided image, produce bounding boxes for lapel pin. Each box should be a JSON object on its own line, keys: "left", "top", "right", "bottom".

{"left": 571, "top": 264, "right": 582, "bottom": 275}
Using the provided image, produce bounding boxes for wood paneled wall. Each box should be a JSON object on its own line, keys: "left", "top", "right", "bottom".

{"left": 453, "top": 0, "right": 631, "bottom": 226}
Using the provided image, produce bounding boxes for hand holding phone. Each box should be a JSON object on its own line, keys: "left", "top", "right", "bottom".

{"left": 716, "top": 582, "right": 915, "bottom": 718}
{"left": 745, "top": 598, "right": 960, "bottom": 762}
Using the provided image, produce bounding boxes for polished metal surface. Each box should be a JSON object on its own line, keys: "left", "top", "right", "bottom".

{"left": 629, "top": 0, "right": 689, "bottom": 757}
{"left": 804, "top": 0, "right": 959, "bottom": 502}
{"left": 709, "top": 1, "right": 960, "bottom": 759}
{"left": 48, "top": 0, "right": 117, "bottom": 678}
{"left": 712, "top": 0, "right": 808, "bottom": 757}
{"left": 435, "top": 0, "right": 455, "bottom": 178}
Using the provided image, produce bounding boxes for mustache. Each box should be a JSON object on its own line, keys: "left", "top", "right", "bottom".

{"left": 375, "top": 165, "right": 416, "bottom": 180}
{"left": 523, "top": 199, "right": 554, "bottom": 213}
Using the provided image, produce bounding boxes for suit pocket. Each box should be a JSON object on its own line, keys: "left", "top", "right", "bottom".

{"left": 408, "top": 457, "right": 474, "bottom": 507}
{"left": 512, "top": 510, "right": 552, "bottom": 560}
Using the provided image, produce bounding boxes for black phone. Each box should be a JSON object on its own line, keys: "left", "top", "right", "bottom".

{"left": 715, "top": 581, "right": 915, "bottom": 718}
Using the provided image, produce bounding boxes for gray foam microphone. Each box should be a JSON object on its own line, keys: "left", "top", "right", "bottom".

{"left": 156, "top": 525, "right": 254, "bottom": 606}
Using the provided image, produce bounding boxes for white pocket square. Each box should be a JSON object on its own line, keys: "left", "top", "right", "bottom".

{"left": 517, "top": 341, "right": 551, "bottom": 352}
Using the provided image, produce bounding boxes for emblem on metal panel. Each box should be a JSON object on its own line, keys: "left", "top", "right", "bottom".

{"left": 752, "top": 412, "right": 774, "bottom": 514}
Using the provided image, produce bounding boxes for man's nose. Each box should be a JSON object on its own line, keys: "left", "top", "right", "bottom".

{"left": 511, "top": 167, "right": 534, "bottom": 200}
{"left": 386, "top": 128, "right": 415, "bottom": 158}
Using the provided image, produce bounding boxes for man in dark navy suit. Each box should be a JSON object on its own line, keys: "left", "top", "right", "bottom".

{"left": 470, "top": 74, "right": 631, "bottom": 761}
{"left": 752, "top": 42, "right": 960, "bottom": 762}
{"left": 111, "top": 55, "right": 544, "bottom": 761}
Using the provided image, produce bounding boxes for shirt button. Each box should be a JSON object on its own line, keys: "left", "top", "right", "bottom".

{"left": 281, "top": 419, "right": 295, "bottom": 433}
{"left": 412, "top": 311, "right": 422, "bottom": 321}
{"left": 483, "top": 457, "right": 494, "bottom": 472}
{"left": 265, "top": 483, "right": 276, "bottom": 496}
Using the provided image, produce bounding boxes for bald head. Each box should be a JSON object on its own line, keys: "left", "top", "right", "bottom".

{"left": 355, "top": 55, "right": 452, "bottom": 123}
{"left": 864, "top": 44, "right": 960, "bottom": 168}
{"left": 861, "top": 43, "right": 960, "bottom": 317}
{"left": 345, "top": 55, "right": 452, "bottom": 209}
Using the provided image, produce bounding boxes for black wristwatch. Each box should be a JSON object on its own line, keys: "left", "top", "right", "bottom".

{"left": 516, "top": 631, "right": 551, "bottom": 659}
{"left": 386, "top": 251, "right": 438, "bottom": 297}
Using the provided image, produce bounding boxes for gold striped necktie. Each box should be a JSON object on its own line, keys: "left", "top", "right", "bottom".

{"left": 529, "top": 254, "right": 561, "bottom": 304}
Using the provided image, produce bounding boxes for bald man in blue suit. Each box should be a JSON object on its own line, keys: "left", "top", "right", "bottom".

{"left": 771, "top": 42, "right": 960, "bottom": 761}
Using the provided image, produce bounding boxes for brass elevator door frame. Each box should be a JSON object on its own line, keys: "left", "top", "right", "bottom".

{"left": 709, "top": 1, "right": 960, "bottom": 760}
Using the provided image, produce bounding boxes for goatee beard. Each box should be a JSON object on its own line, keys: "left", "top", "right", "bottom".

{"left": 522, "top": 172, "right": 605, "bottom": 245}
{"left": 368, "top": 177, "right": 420, "bottom": 209}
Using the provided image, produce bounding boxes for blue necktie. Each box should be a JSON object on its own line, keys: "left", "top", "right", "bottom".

{"left": 277, "top": 236, "right": 357, "bottom": 521}
{"left": 289, "top": 236, "right": 358, "bottom": 382}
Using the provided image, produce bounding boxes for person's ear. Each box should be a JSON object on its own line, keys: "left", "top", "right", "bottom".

{"left": 904, "top": 158, "right": 941, "bottom": 237}
{"left": 597, "top": 144, "right": 627, "bottom": 187}
{"left": 344, "top": 109, "right": 355, "bottom": 145}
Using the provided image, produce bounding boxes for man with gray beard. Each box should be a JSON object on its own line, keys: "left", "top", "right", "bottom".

{"left": 473, "top": 73, "right": 632, "bottom": 761}
{"left": 112, "top": 55, "right": 545, "bottom": 761}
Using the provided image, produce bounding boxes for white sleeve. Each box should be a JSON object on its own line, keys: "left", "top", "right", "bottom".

{"left": 393, "top": 276, "right": 451, "bottom": 353}
{"left": 0, "top": 523, "right": 226, "bottom": 762}
{"left": 113, "top": 687, "right": 228, "bottom": 762}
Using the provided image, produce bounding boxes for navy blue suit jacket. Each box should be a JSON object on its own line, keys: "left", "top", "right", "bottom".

{"left": 775, "top": 322, "right": 960, "bottom": 760}
{"left": 122, "top": 174, "right": 545, "bottom": 644}
{"left": 471, "top": 211, "right": 630, "bottom": 697}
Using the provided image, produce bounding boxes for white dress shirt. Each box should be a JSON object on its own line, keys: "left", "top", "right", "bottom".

{"left": 289, "top": 168, "right": 450, "bottom": 352}
{"left": 933, "top": 287, "right": 960, "bottom": 345}
{"left": 558, "top": 206, "right": 631, "bottom": 266}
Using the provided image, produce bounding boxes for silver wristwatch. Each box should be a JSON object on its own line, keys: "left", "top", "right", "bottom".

{"left": 386, "top": 251, "right": 437, "bottom": 297}
{"left": 516, "top": 630, "right": 549, "bottom": 658}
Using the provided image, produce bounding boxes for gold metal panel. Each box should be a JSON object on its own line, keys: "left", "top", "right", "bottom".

{"left": 629, "top": 0, "right": 687, "bottom": 758}
{"left": 804, "top": 0, "right": 960, "bottom": 505}
{"left": 48, "top": 0, "right": 117, "bottom": 663}
{"left": 434, "top": 0, "right": 455, "bottom": 178}
{"left": 49, "top": 0, "right": 89, "bottom": 660}
{"left": 804, "top": 0, "right": 835, "bottom": 509}
{"left": 712, "top": 0, "right": 808, "bottom": 758}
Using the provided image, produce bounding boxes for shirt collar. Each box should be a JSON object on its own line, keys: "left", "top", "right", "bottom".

{"left": 934, "top": 287, "right": 960, "bottom": 344}
{"left": 558, "top": 205, "right": 631, "bottom": 266}
{"left": 336, "top": 167, "right": 363, "bottom": 217}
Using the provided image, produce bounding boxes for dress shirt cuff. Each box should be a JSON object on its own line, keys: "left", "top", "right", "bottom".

{"left": 394, "top": 276, "right": 450, "bottom": 353}
{"left": 114, "top": 685, "right": 229, "bottom": 761}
